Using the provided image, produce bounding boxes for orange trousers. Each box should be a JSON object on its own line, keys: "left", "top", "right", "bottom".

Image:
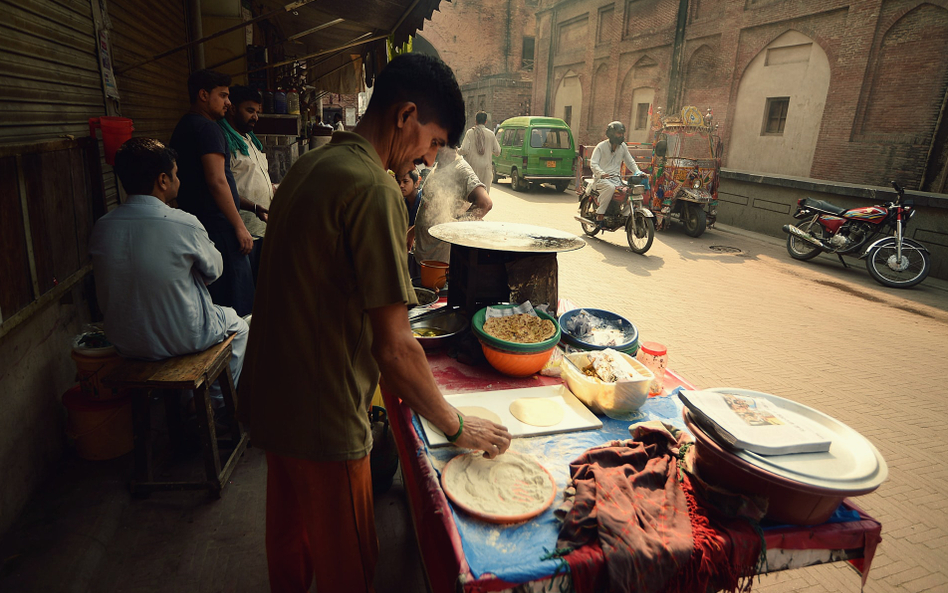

{"left": 265, "top": 451, "right": 378, "bottom": 593}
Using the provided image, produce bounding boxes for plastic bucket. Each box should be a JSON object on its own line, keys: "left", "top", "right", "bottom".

{"left": 62, "top": 386, "right": 134, "bottom": 460}
{"left": 71, "top": 347, "right": 124, "bottom": 400}
{"left": 419, "top": 260, "right": 449, "bottom": 290}
{"left": 89, "top": 116, "right": 134, "bottom": 165}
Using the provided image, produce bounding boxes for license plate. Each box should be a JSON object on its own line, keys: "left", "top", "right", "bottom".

{"left": 546, "top": 160, "right": 556, "bottom": 168}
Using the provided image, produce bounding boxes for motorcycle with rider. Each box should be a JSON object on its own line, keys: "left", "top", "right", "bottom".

{"left": 576, "top": 121, "right": 656, "bottom": 254}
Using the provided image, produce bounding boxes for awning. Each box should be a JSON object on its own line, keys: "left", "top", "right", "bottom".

{"left": 252, "top": 0, "right": 447, "bottom": 92}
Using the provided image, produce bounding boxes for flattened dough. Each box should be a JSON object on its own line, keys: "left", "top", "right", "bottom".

{"left": 434, "top": 406, "right": 503, "bottom": 437}
{"left": 442, "top": 452, "right": 555, "bottom": 518}
{"left": 509, "top": 398, "right": 564, "bottom": 427}
{"left": 458, "top": 406, "right": 503, "bottom": 426}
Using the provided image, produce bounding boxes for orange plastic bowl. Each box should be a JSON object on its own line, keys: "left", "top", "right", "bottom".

{"left": 480, "top": 340, "right": 555, "bottom": 377}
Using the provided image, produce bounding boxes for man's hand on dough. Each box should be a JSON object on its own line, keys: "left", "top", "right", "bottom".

{"left": 455, "top": 415, "right": 511, "bottom": 459}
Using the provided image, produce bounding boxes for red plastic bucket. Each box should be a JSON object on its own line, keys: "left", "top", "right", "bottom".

{"left": 62, "top": 386, "right": 133, "bottom": 460}
{"left": 89, "top": 116, "right": 134, "bottom": 165}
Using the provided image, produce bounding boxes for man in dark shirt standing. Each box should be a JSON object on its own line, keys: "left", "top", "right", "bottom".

{"left": 170, "top": 69, "right": 255, "bottom": 316}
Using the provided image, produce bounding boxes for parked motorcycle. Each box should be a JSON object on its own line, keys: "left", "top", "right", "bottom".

{"left": 576, "top": 171, "right": 656, "bottom": 254}
{"left": 782, "top": 181, "right": 931, "bottom": 288}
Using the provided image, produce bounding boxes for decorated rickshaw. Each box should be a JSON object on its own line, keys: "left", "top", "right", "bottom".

{"left": 647, "top": 106, "right": 722, "bottom": 237}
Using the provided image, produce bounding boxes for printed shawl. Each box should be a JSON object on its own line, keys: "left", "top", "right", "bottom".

{"left": 555, "top": 424, "right": 761, "bottom": 593}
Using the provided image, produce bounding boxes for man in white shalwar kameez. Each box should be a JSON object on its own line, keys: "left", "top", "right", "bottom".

{"left": 459, "top": 111, "right": 501, "bottom": 193}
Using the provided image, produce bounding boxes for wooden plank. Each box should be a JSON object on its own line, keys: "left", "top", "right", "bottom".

{"left": 0, "top": 156, "right": 34, "bottom": 318}
{"left": 103, "top": 336, "right": 237, "bottom": 390}
{"left": 22, "top": 149, "right": 81, "bottom": 294}
{"left": 0, "top": 265, "right": 91, "bottom": 340}
{"left": 69, "top": 147, "right": 93, "bottom": 266}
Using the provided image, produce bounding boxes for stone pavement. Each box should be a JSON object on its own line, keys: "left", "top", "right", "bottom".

{"left": 1, "top": 181, "right": 946, "bottom": 593}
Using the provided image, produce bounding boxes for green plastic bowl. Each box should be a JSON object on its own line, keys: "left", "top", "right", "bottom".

{"left": 471, "top": 306, "right": 561, "bottom": 353}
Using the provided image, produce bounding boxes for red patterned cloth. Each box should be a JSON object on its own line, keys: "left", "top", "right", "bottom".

{"left": 556, "top": 425, "right": 761, "bottom": 593}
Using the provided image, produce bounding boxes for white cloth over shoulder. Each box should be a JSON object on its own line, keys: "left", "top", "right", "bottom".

{"left": 230, "top": 134, "right": 274, "bottom": 238}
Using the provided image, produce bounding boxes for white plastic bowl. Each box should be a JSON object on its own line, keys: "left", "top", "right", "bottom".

{"left": 561, "top": 351, "right": 654, "bottom": 416}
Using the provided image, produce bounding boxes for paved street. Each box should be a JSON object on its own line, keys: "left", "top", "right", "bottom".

{"left": 488, "top": 180, "right": 948, "bottom": 593}
{"left": 1, "top": 180, "right": 946, "bottom": 593}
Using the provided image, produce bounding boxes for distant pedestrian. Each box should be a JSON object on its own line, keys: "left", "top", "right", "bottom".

{"left": 459, "top": 110, "right": 501, "bottom": 193}
{"left": 170, "top": 69, "right": 255, "bottom": 316}
{"left": 333, "top": 113, "right": 345, "bottom": 132}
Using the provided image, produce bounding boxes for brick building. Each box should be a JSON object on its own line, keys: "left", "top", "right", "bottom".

{"left": 532, "top": 0, "right": 948, "bottom": 193}
{"left": 419, "top": 0, "right": 539, "bottom": 130}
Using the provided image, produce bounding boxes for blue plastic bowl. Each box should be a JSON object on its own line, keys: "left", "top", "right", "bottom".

{"left": 558, "top": 308, "right": 639, "bottom": 351}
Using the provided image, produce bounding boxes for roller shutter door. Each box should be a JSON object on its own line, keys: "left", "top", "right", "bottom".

{"left": 109, "top": 0, "right": 191, "bottom": 143}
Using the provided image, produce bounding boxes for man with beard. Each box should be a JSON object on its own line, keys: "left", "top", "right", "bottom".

{"left": 239, "top": 54, "right": 511, "bottom": 593}
{"left": 589, "top": 120, "right": 643, "bottom": 227}
{"left": 170, "top": 69, "right": 255, "bottom": 315}
{"left": 220, "top": 85, "right": 274, "bottom": 284}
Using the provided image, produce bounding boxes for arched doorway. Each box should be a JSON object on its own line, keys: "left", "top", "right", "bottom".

{"left": 554, "top": 70, "right": 583, "bottom": 131}
{"left": 727, "top": 31, "right": 830, "bottom": 177}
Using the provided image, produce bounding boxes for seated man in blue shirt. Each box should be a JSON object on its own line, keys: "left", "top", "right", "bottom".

{"left": 89, "top": 137, "right": 248, "bottom": 407}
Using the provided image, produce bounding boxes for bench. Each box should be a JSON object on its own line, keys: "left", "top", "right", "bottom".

{"left": 103, "top": 335, "right": 249, "bottom": 497}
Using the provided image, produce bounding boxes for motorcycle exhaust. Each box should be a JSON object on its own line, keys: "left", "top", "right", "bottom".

{"left": 782, "top": 224, "right": 829, "bottom": 249}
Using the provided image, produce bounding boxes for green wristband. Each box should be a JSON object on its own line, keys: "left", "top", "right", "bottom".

{"left": 446, "top": 413, "right": 464, "bottom": 443}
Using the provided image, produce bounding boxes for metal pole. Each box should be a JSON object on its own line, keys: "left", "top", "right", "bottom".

{"left": 666, "top": 0, "right": 690, "bottom": 112}
{"left": 188, "top": 0, "right": 204, "bottom": 70}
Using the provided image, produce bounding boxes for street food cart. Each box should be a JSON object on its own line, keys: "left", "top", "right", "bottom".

{"left": 381, "top": 349, "right": 882, "bottom": 592}
{"left": 393, "top": 221, "right": 882, "bottom": 592}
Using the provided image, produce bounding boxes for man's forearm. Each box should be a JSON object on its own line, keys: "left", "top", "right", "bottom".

{"left": 210, "top": 181, "right": 244, "bottom": 230}
{"left": 375, "top": 338, "right": 460, "bottom": 435}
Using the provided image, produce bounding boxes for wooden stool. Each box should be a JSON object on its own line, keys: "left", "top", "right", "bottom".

{"left": 103, "top": 335, "right": 249, "bottom": 497}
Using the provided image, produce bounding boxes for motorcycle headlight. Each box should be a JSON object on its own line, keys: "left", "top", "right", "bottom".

{"left": 693, "top": 180, "right": 700, "bottom": 189}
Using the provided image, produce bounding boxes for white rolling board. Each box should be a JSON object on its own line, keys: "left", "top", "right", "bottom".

{"left": 420, "top": 384, "right": 602, "bottom": 448}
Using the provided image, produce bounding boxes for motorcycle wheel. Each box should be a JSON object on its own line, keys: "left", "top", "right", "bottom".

{"left": 511, "top": 168, "right": 528, "bottom": 192}
{"left": 579, "top": 197, "right": 600, "bottom": 237}
{"left": 786, "top": 218, "right": 825, "bottom": 261}
{"left": 865, "top": 240, "right": 931, "bottom": 288}
{"left": 626, "top": 212, "right": 655, "bottom": 254}
{"left": 554, "top": 180, "right": 571, "bottom": 193}
{"left": 682, "top": 204, "right": 707, "bottom": 237}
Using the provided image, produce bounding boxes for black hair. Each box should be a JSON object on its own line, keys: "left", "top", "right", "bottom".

{"left": 333, "top": 113, "right": 343, "bottom": 122}
{"left": 113, "top": 138, "right": 178, "bottom": 196}
{"left": 187, "top": 69, "right": 232, "bottom": 104}
{"left": 365, "top": 53, "right": 465, "bottom": 147}
{"left": 475, "top": 111, "right": 487, "bottom": 125}
{"left": 229, "top": 85, "right": 262, "bottom": 106}
{"left": 406, "top": 169, "right": 419, "bottom": 183}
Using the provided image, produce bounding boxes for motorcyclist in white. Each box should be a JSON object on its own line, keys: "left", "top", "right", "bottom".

{"left": 590, "top": 121, "right": 642, "bottom": 227}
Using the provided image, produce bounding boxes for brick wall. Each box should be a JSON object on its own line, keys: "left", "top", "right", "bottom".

{"left": 421, "top": 0, "right": 537, "bottom": 130}
{"left": 533, "top": 0, "right": 948, "bottom": 193}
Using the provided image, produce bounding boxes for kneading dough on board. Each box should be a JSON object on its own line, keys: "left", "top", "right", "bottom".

{"left": 434, "top": 406, "right": 504, "bottom": 437}
{"left": 509, "top": 398, "right": 564, "bottom": 427}
{"left": 442, "top": 452, "right": 554, "bottom": 517}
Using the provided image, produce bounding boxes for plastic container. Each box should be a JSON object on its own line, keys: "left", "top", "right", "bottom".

{"left": 88, "top": 116, "right": 134, "bottom": 165}
{"left": 263, "top": 90, "right": 274, "bottom": 114}
{"left": 62, "top": 386, "right": 133, "bottom": 460}
{"left": 561, "top": 351, "right": 653, "bottom": 416}
{"left": 559, "top": 308, "right": 639, "bottom": 353}
{"left": 471, "top": 306, "right": 561, "bottom": 353}
{"left": 71, "top": 347, "right": 124, "bottom": 401}
{"left": 636, "top": 341, "right": 668, "bottom": 396}
{"left": 286, "top": 89, "right": 300, "bottom": 115}
{"left": 273, "top": 89, "right": 287, "bottom": 114}
{"left": 480, "top": 342, "right": 556, "bottom": 377}
{"left": 419, "top": 260, "right": 449, "bottom": 290}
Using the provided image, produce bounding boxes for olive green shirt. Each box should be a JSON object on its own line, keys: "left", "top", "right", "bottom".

{"left": 239, "top": 132, "right": 416, "bottom": 461}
